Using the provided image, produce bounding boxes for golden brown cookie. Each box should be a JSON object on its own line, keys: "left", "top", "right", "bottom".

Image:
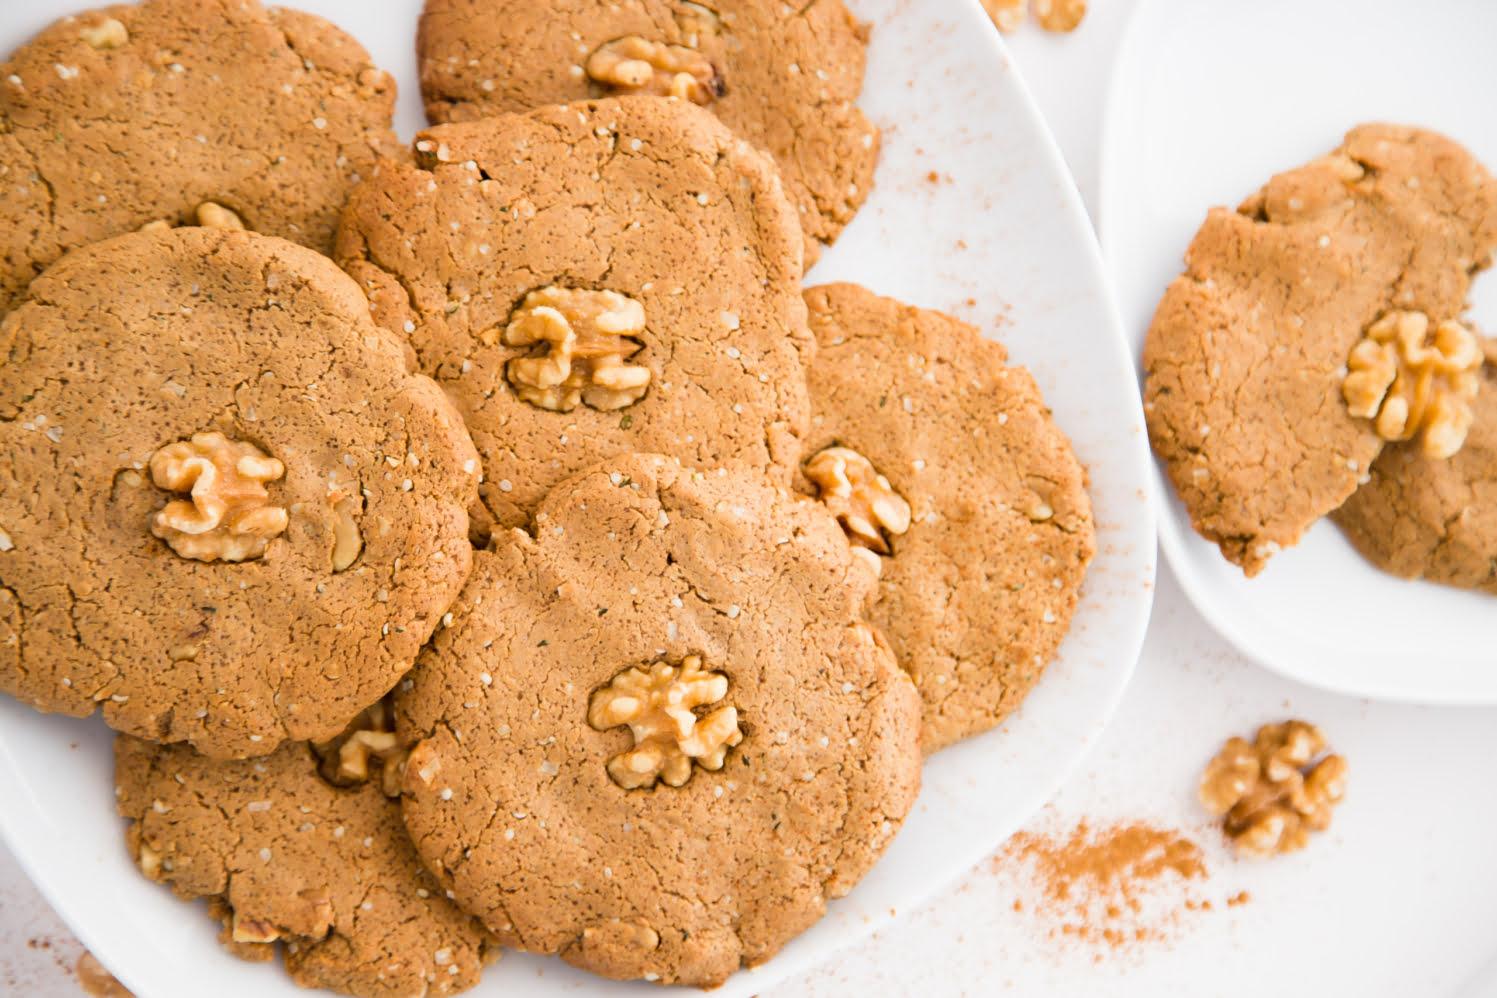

{"left": 415, "top": 0, "right": 877, "bottom": 261}
{"left": 1144, "top": 124, "right": 1497, "bottom": 574}
{"left": 0, "top": 227, "right": 479, "bottom": 758}
{"left": 393, "top": 454, "right": 921, "bottom": 988}
{"left": 1332, "top": 361, "right": 1497, "bottom": 593}
{"left": 0, "top": 0, "right": 401, "bottom": 317}
{"left": 116, "top": 735, "right": 496, "bottom": 997}
{"left": 335, "top": 97, "right": 813, "bottom": 537}
{"left": 799, "top": 284, "right": 1095, "bottom": 752}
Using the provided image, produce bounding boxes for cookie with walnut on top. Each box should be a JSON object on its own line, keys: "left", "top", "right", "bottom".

{"left": 0, "top": 0, "right": 403, "bottom": 317}
{"left": 1332, "top": 350, "right": 1497, "bottom": 594}
{"left": 1143, "top": 124, "right": 1497, "bottom": 575}
{"left": 116, "top": 713, "right": 497, "bottom": 998}
{"left": 0, "top": 226, "right": 480, "bottom": 759}
{"left": 415, "top": 0, "right": 878, "bottom": 263}
{"left": 392, "top": 453, "right": 921, "bottom": 988}
{"left": 336, "top": 96, "right": 814, "bottom": 539}
{"left": 798, "top": 283, "right": 1096, "bottom": 753}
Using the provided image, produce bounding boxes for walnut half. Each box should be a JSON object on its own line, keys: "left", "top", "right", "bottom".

{"left": 588, "top": 655, "right": 742, "bottom": 790}
{"left": 149, "top": 433, "right": 288, "bottom": 562}
{"left": 586, "top": 36, "right": 723, "bottom": 105}
{"left": 1200, "top": 720, "right": 1347, "bottom": 858}
{"left": 502, "top": 287, "right": 652, "bottom": 413}
{"left": 804, "top": 447, "right": 912, "bottom": 573}
{"left": 1343, "top": 310, "right": 1484, "bottom": 459}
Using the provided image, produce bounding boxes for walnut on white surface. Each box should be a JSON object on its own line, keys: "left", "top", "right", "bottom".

{"left": 1200, "top": 720, "right": 1348, "bottom": 859}
{"left": 311, "top": 698, "right": 405, "bottom": 797}
{"left": 987, "top": 0, "right": 1086, "bottom": 33}
{"left": 586, "top": 36, "right": 723, "bottom": 105}
{"left": 981, "top": 0, "right": 1028, "bottom": 33}
{"left": 804, "top": 447, "right": 912, "bottom": 561}
{"left": 149, "top": 432, "right": 288, "bottom": 562}
{"left": 588, "top": 655, "right": 742, "bottom": 790}
{"left": 1032, "top": 0, "right": 1087, "bottom": 32}
{"left": 502, "top": 287, "right": 652, "bottom": 412}
{"left": 1343, "top": 310, "right": 1484, "bottom": 459}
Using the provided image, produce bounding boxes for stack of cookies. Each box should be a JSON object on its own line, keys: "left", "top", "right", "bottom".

{"left": 1145, "top": 124, "right": 1497, "bottom": 592}
{"left": 0, "top": 1, "right": 1096, "bottom": 993}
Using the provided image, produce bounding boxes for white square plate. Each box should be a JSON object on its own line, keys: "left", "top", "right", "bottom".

{"left": 1100, "top": 0, "right": 1497, "bottom": 702}
{"left": 0, "top": 1, "right": 1156, "bottom": 994}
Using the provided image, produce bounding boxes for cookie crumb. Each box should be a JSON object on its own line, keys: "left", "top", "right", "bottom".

{"left": 76, "top": 951, "right": 133, "bottom": 997}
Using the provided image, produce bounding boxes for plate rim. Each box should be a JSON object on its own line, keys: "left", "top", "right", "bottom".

{"left": 0, "top": 0, "right": 1160, "bottom": 993}
{"left": 1096, "top": 0, "right": 1497, "bottom": 706}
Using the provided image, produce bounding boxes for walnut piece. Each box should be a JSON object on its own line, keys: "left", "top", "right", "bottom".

{"left": 982, "top": 0, "right": 1028, "bottom": 32}
{"left": 1200, "top": 720, "right": 1347, "bottom": 859}
{"left": 586, "top": 36, "right": 723, "bottom": 105}
{"left": 195, "top": 201, "right": 246, "bottom": 231}
{"left": 587, "top": 655, "right": 742, "bottom": 790}
{"left": 327, "top": 480, "right": 363, "bottom": 573}
{"left": 1343, "top": 310, "right": 1484, "bottom": 459}
{"left": 311, "top": 698, "right": 405, "bottom": 797}
{"left": 149, "top": 432, "right": 288, "bottom": 562}
{"left": 80, "top": 17, "right": 129, "bottom": 49}
{"left": 1032, "top": 0, "right": 1087, "bottom": 32}
{"left": 230, "top": 912, "right": 282, "bottom": 945}
{"left": 502, "top": 287, "right": 652, "bottom": 412}
{"left": 136, "top": 840, "right": 162, "bottom": 880}
{"left": 675, "top": 2, "right": 722, "bottom": 43}
{"left": 139, "top": 201, "right": 248, "bottom": 233}
{"left": 804, "top": 447, "right": 912, "bottom": 568}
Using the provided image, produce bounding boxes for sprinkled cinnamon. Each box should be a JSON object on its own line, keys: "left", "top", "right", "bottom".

{"left": 995, "top": 819, "right": 1239, "bottom": 955}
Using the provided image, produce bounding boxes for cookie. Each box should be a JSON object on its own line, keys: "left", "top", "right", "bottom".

{"left": 393, "top": 454, "right": 921, "bottom": 987}
{"left": 0, "top": 0, "right": 401, "bottom": 316}
{"left": 799, "top": 284, "right": 1095, "bottom": 752}
{"left": 116, "top": 732, "right": 496, "bottom": 997}
{"left": 415, "top": 0, "right": 878, "bottom": 261}
{"left": 0, "top": 227, "right": 479, "bottom": 758}
{"left": 1143, "top": 124, "right": 1497, "bottom": 574}
{"left": 1332, "top": 356, "right": 1497, "bottom": 593}
{"left": 335, "top": 97, "right": 813, "bottom": 537}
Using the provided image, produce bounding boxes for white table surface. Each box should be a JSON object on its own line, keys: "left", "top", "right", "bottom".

{"left": 6, "top": 3, "right": 1497, "bottom": 995}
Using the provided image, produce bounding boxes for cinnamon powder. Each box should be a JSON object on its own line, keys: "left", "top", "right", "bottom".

{"left": 996, "top": 819, "right": 1227, "bottom": 955}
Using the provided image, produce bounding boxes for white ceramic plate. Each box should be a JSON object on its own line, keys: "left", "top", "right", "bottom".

{"left": 1100, "top": 0, "right": 1497, "bottom": 703}
{"left": 0, "top": 1, "right": 1156, "bottom": 994}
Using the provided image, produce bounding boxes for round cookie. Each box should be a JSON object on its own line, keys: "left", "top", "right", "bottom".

{"left": 393, "top": 454, "right": 921, "bottom": 988}
{"left": 1332, "top": 359, "right": 1497, "bottom": 593}
{"left": 0, "top": 0, "right": 401, "bottom": 316}
{"left": 1143, "top": 124, "right": 1497, "bottom": 575}
{"left": 335, "top": 97, "right": 813, "bottom": 537}
{"left": 115, "top": 734, "right": 496, "bottom": 997}
{"left": 0, "top": 227, "right": 479, "bottom": 758}
{"left": 799, "top": 283, "right": 1095, "bottom": 753}
{"left": 415, "top": 0, "right": 877, "bottom": 262}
